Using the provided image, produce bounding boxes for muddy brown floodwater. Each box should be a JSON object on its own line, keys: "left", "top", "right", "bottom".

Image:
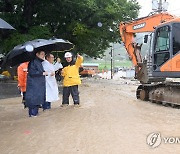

{"left": 0, "top": 78, "right": 180, "bottom": 154}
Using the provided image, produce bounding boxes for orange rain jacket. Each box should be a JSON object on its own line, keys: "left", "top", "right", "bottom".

{"left": 17, "top": 62, "right": 29, "bottom": 92}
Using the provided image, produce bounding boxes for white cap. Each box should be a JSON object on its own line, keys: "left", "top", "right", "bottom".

{"left": 64, "top": 52, "right": 72, "bottom": 58}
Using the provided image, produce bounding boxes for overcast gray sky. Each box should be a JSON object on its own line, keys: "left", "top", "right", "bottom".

{"left": 137, "top": 0, "right": 180, "bottom": 17}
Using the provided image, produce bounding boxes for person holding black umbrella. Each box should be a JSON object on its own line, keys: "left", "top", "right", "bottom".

{"left": 25, "top": 50, "right": 48, "bottom": 117}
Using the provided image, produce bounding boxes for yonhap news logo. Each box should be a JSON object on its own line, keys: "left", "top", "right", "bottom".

{"left": 147, "top": 132, "right": 180, "bottom": 148}
{"left": 147, "top": 132, "right": 161, "bottom": 148}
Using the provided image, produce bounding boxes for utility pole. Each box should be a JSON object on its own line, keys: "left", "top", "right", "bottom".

{"left": 110, "top": 46, "right": 113, "bottom": 79}
{"left": 152, "top": 0, "right": 168, "bottom": 12}
{"left": 113, "top": 43, "right": 115, "bottom": 76}
{"left": 105, "top": 54, "right": 107, "bottom": 69}
{"left": 158, "top": 0, "right": 163, "bottom": 12}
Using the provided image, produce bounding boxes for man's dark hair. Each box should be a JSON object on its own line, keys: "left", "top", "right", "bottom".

{"left": 35, "top": 51, "right": 45, "bottom": 58}
{"left": 45, "top": 53, "right": 51, "bottom": 59}
{"left": 36, "top": 50, "right": 45, "bottom": 55}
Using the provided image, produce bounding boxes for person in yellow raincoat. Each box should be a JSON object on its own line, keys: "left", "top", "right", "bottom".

{"left": 61, "top": 52, "right": 83, "bottom": 107}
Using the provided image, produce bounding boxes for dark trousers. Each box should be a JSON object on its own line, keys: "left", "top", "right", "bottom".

{"left": 22, "top": 92, "right": 27, "bottom": 108}
{"left": 28, "top": 105, "right": 39, "bottom": 117}
{"left": 42, "top": 102, "right": 51, "bottom": 110}
{"left": 62, "top": 85, "right": 79, "bottom": 105}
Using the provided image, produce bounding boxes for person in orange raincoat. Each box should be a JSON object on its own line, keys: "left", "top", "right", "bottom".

{"left": 17, "top": 62, "right": 29, "bottom": 108}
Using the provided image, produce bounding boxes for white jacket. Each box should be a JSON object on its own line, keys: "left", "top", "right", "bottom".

{"left": 42, "top": 60, "right": 63, "bottom": 102}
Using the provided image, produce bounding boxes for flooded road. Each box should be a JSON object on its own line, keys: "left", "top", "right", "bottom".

{"left": 0, "top": 78, "right": 180, "bottom": 154}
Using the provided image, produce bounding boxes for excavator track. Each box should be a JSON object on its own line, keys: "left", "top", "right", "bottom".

{"left": 136, "top": 82, "right": 180, "bottom": 108}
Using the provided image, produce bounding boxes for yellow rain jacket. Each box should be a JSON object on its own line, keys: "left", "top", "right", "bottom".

{"left": 62, "top": 56, "right": 83, "bottom": 87}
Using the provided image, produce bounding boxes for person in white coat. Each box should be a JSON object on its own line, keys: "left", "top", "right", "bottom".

{"left": 42, "top": 54, "right": 63, "bottom": 110}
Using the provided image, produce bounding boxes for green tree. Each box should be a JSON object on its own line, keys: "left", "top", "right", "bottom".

{"left": 0, "top": 0, "right": 140, "bottom": 57}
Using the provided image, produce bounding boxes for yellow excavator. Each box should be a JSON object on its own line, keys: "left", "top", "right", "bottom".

{"left": 119, "top": 3, "right": 180, "bottom": 106}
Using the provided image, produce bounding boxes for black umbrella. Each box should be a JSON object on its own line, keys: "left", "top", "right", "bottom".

{"left": 2, "top": 38, "right": 74, "bottom": 67}
{"left": 0, "top": 18, "right": 15, "bottom": 30}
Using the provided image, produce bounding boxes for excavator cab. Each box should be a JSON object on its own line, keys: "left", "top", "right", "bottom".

{"left": 152, "top": 22, "right": 180, "bottom": 77}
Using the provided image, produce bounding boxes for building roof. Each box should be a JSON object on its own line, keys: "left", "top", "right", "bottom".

{"left": 82, "top": 63, "right": 99, "bottom": 67}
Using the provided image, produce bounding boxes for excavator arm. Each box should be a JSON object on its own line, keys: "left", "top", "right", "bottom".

{"left": 119, "top": 12, "right": 175, "bottom": 67}
{"left": 119, "top": 12, "right": 175, "bottom": 83}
